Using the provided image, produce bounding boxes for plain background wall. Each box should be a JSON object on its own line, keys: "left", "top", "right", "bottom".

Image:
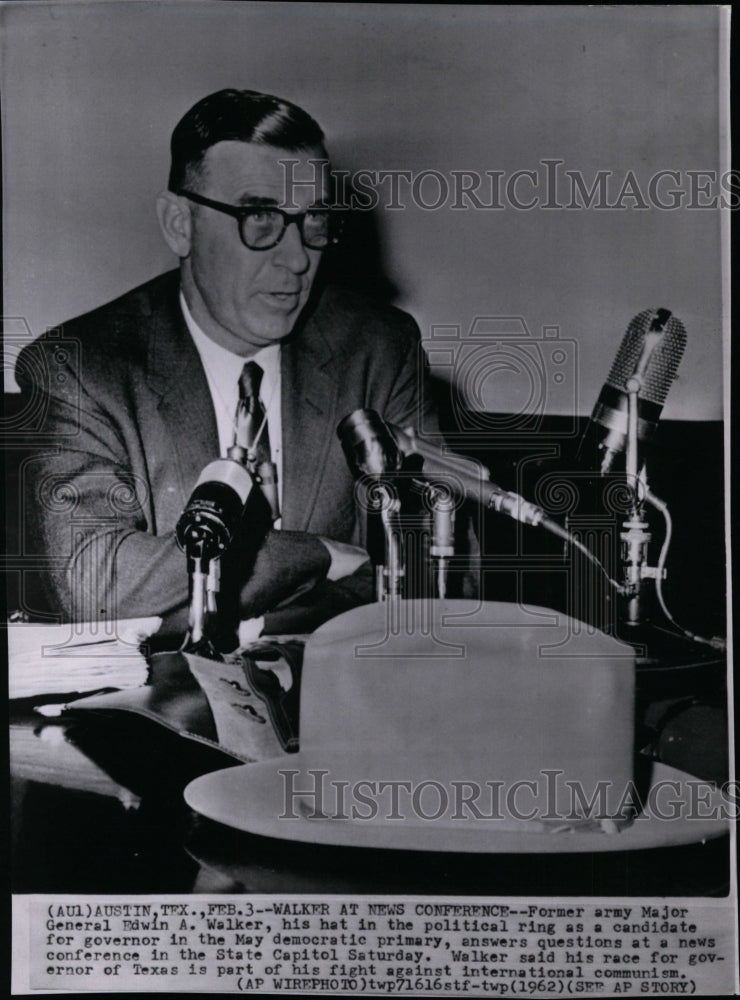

{"left": 1, "top": 3, "right": 727, "bottom": 418}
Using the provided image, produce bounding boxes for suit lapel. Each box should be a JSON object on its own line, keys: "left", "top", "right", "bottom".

{"left": 281, "top": 306, "right": 339, "bottom": 532}
{"left": 144, "top": 277, "right": 218, "bottom": 500}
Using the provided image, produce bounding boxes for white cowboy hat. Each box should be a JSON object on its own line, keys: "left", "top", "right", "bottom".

{"left": 185, "top": 600, "right": 729, "bottom": 852}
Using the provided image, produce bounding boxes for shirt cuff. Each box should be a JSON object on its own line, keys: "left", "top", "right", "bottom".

{"left": 237, "top": 616, "right": 265, "bottom": 647}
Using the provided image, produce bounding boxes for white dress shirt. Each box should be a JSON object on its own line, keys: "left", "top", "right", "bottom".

{"left": 180, "top": 291, "right": 283, "bottom": 522}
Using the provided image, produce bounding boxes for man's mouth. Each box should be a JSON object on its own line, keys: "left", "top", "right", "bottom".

{"left": 262, "top": 290, "right": 301, "bottom": 305}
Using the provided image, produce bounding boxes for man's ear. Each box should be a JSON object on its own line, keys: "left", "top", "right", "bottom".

{"left": 156, "top": 190, "right": 192, "bottom": 257}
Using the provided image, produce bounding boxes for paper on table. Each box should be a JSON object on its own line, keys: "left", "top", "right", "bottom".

{"left": 7, "top": 617, "right": 162, "bottom": 699}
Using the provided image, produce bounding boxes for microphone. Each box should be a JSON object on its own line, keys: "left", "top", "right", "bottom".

{"left": 337, "top": 410, "right": 628, "bottom": 600}
{"left": 337, "top": 410, "right": 406, "bottom": 599}
{"left": 254, "top": 460, "right": 280, "bottom": 523}
{"left": 337, "top": 409, "right": 403, "bottom": 478}
{"left": 176, "top": 458, "right": 254, "bottom": 561}
{"left": 337, "top": 409, "right": 551, "bottom": 529}
{"left": 578, "top": 308, "right": 687, "bottom": 474}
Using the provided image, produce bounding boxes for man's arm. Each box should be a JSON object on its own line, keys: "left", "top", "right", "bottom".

{"left": 262, "top": 560, "right": 374, "bottom": 635}
{"left": 381, "top": 321, "right": 442, "bottom": 439}
{"left": 15, "top": 351, "right": 189, "bottom": 626}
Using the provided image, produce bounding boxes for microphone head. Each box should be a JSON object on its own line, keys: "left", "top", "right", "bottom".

{"left": 337, "top": 409, "right": 403, "bottom": 477}
{"left": 579, "top": 308, "right": 687, "bottom": 474}
{"left": 604, "top": 307, "right": 687, "bottom": 405}
{"left": 176, "top": 459, "right": 253, "bottom": 560}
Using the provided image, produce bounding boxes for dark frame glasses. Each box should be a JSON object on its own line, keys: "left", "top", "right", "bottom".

{"left": 177, "top": 190, "right": 343, "bottom": 251}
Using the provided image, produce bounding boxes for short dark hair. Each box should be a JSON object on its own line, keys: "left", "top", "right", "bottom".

{"left": 168, "top": 88, "right": 327, "bottom": 192}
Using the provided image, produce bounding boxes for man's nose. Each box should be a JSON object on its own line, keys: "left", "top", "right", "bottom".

{"left": 272, "top": 218, "right": 311, "bottom": 272}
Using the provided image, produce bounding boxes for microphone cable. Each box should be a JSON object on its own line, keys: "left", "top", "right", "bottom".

{"left": 538, "top": 514, "right": 627, "bottom": 598}
{"left": 645, "top": 489, "right": 726, "bottom": 651}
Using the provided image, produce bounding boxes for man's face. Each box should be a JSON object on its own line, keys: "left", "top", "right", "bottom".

{"left": 181, "top": 141, "right": 328, "bottom": 355}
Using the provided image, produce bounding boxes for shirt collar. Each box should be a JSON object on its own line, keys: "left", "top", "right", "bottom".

{"left": 179, "top": 290, "right": 281, "bottom": 385}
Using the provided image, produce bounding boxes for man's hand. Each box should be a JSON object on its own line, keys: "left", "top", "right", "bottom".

{"left": 318, "top": 538, "right": 370, "bottom": 581}
{"left": 238, "top": 533, "right": 372, "bottom": 637}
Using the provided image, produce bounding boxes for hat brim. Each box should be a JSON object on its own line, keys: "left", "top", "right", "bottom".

{"left": 184, "top": 759, "right": 728, "bottom": 854}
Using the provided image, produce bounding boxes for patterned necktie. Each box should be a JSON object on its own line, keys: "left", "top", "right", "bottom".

{"left": 235, "top": 361, "right": 271, "bottom": 468}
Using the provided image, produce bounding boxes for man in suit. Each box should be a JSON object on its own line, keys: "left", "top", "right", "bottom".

{"left": 17, "top": 88, "right": 447, "bottom": 638}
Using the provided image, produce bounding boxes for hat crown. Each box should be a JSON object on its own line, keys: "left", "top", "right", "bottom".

{"left": 298, "top": 600, "right": 634, "bottom": 820}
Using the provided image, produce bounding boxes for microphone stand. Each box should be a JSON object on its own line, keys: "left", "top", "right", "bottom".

{"left": 179, "top": 447, "right": 256, "bottom": 660}
{"left": 426, "top": 485, "right": 456, "bottom": 600}
{"left": 183, "top": 547, "right": 222, "bottom": 659}
{"left": 620, "top": 376, "right": 662, "bottom": 627}
{"left": 375, "top": 482, "right": 405, "bottom": 601}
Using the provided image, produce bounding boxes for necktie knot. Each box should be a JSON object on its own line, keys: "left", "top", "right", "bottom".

{"left": 239, "top": 361, "right": 264, "bottom": 407}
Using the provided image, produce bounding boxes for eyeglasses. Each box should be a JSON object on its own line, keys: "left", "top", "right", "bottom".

{"left": 177, "top": 190, "right": 342, "bottom": 251}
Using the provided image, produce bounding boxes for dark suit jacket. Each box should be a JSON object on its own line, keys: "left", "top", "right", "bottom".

{"left": 17, "top": 270, "right": 442, "bottom": 634}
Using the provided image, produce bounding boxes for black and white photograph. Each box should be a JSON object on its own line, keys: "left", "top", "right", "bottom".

{"left": 2, "top": 2, "right": 736, "bottom": 995}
